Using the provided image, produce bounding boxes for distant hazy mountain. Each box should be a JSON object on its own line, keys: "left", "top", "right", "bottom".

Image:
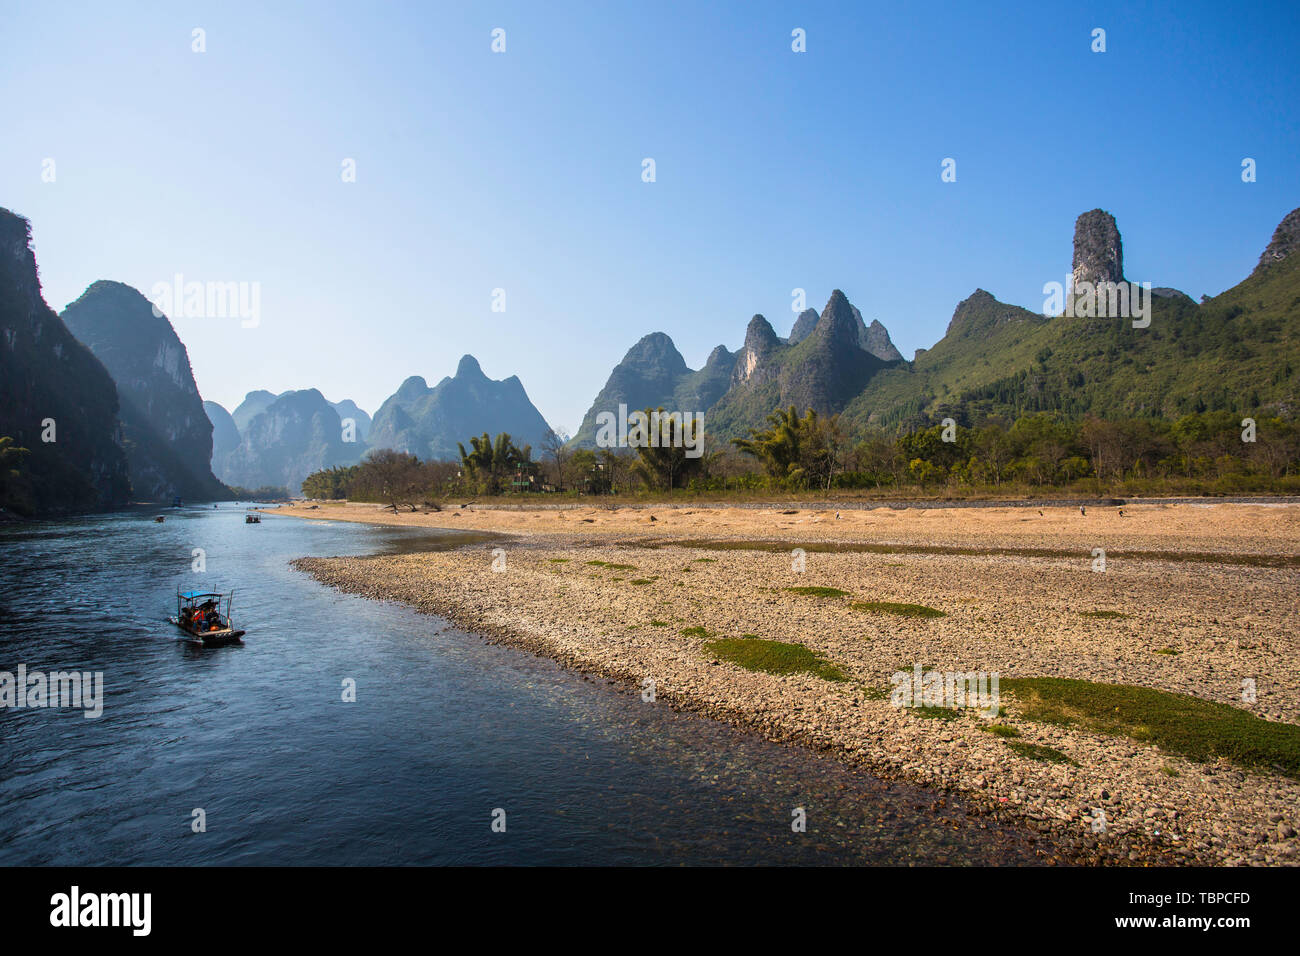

{"left": 232, "top": 389, "right": 279, "bottom": 433}
{"left": 368, "top": 355, "right": 552, "bottom": 460}
{"left": 570, "top": 334, "right": 735, "bottom": 447}
{"left": 61, "top": 281, "right": 227, "bottom": 502}
{"left": 221, "top": 389, "right": 363, "bottom": 494}
{"left": 331, "top": 399, "right": 371, "bottom": 442}
{"left": 204, "top": 401, "right": 241, "bottom": 464}
{"left": 0, "top": 209, "right": 130, "bottom": 513}
{"left": 210, "top": 391, "right": 372, "bottom": 491}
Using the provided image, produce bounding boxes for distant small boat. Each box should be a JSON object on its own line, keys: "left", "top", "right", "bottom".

{"left": 245, "top": 514, "right": 261, "bottom": 524}
{"left": 169, "top": 590, "right": 245, "bottom": 646}
{"left": 154, "top": 516, "right": 166, "bottom": 523}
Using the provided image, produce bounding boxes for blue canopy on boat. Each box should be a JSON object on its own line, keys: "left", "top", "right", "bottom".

{"left": 179, "top": 591, "right": 223, "bottom": 600}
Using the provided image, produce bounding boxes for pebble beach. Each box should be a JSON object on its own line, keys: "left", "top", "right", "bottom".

{"left": 278, "top": 498, "right": 1300, "bottom": 865}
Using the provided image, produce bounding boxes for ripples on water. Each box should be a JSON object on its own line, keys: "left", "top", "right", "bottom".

{"left": 0, "top": 505, "right": 1051, "bottom": 865}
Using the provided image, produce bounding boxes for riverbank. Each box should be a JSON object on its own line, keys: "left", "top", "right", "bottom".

{"left": 281, "top": 499, "right": 1300, "bottom": 865}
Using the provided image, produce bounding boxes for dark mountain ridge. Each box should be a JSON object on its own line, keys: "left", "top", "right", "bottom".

{"left": 0, "top": 210, "right": 130, "bottom": 513}
{"left": 570, "top": 334, "right": 735, "bottom": 447}
{"left": 61, "top": 280, "right": 227, "bottom": 502}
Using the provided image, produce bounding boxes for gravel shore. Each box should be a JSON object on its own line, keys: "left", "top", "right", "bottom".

{"left": 278, "top": 499, "right": 1300, "bottom": 866}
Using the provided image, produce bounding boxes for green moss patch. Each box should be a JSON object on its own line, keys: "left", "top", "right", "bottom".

{"left": 851, "top": 601, "right": 945, "bottom": 618}
{"left": 659, "top": 539, "right": 1300, "bottom": 569}
{"left": 704, "top": 636, "right": 848, "bottom": 682}
{"left": 911, "top": 705, "right": 963, "bottom": 720}
{"left": 1003, "top": 677, "right": 1300, "bottom": 779}
{"left": 785, "top": 586, "right": 850, "bottom": 598}
{"left": 982, "top": 724, "right": 1021, "bottom": 738}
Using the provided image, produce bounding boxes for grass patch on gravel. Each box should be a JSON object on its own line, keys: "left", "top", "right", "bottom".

{"left": 1078, "top": 609, "right": 1129, "bottom": 619}
{"left": 648, "top": 620, "right": 668, "bottom": 627}
{"left": 627, "top": 578, "right": 655, "bottom": 586}
{"left": 851, "top": 601, "right": 945, "bottom": 618}
{"left": 585, "top": 561, "right": 637, "bottom": 570}
{"left": 680, "top": 626, "right": 708, "bottom": 637}
{"left": 704, "top": 636, "right": 848, "bottom": 682}
{"left": 911, "top": 705, "right": 963, "bottom": 720}
{"left": 784, "top": 586, "right": 850, "bottom": 598}
{"left": 656, "top": 539, "right": 1300, "bottom": 568}
{"left": 548, "top": 558, "right": 570, "bottom": 563}
{"left": 1002, "top": 677, "right": 1300, "bottom": 779}
{"left": 1005, "top": 741, "right": 1078, "bottom": 765}
{"left": 983, "top": 724, "right": 1021, "bottom": 738}
{"left": 1155, "top": 646, "right": 1181, "bottom": 655}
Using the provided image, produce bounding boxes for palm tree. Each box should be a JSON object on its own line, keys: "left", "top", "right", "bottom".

{"left": 733, "top": 407, "right": 845, "bottom": 490}
{"left": 733, "top": 406, "right": 803, "bottom": 477}
{"left": 457, "top": 432, "right": 532, "bottom": 493}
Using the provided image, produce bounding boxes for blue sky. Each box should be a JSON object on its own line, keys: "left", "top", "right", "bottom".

{"left": 4, "top": 0, "right": 1298, "bottom": 433}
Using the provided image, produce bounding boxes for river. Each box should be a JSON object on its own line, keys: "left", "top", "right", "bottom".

{"left": 0, "top": 504, "right": 1054, "bottom": 865}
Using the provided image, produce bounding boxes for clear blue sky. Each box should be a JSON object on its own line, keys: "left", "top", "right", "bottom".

{"left": 5, "top": 0, "right": 1298, "bottom": 433}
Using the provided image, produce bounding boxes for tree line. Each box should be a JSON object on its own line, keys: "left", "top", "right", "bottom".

{"left": 727, "top": 407, "right": 1300, "bottom": 494}
{"left": 301, "top": 410, "right": 710, "bottom": 507}
{"left": 299, "top": 407, "right": 1300, "bottom": 505}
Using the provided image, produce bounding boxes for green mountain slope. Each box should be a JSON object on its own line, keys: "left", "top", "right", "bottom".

{"left": 844, "top": 208, "right": 1300, "bottom": 433}
{"left": 571, "top": 333, "right": 735, "bottom": 447}
{"left": 708, "top": 290, "right": 896, "bottom": 442}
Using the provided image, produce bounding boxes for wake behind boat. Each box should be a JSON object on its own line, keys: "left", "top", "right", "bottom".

{"left": 169, "top": 590, "right": 245, "bottom": 646}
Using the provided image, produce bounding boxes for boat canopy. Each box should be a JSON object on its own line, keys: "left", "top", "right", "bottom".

{"left": 179, "top": 590, "right": 224, "bottom": 600}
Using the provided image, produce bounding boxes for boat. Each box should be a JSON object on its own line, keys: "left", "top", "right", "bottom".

{"left": 245, "top": 514, "right": 261, "bottom": 524}
{"left": 169, "top": 590, "right": 246, "bottom": 646}
{"left": 154, "top": 515, "right": 166, "bottom": 523}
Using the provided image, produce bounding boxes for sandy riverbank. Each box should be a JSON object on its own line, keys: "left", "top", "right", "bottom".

{"left": 277, "top": 499, "right": 1300, "bottom": 865}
